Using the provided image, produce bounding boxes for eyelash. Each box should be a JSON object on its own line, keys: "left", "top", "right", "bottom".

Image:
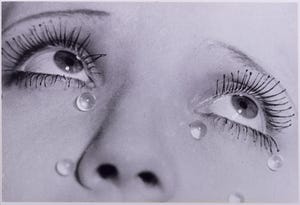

{"left": 6, "top": 71, "right": 87, "bottom": 89}
{"left": 201, "top": 113, "right": 279, "bottom": 154}
{"left": 206, "top": 69, "right": 294, "bottom": 153}
{"left": 2, "top": 21, "right": 106, "bottom": 88}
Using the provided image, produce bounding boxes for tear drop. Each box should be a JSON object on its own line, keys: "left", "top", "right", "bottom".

{"left": 228, "top": 192, "right": 245, "bottom": 203}
{"left": 189, "top": 120, "right": 207, "bottom": 140}
{"left": 55, "top": 159, "right": 75, "bottom": 177}
{"left": 76, "top": 92, "right": 96, "bottom": 111}
{"left": 267, "top": 154, "right": 284, "bottom": 171}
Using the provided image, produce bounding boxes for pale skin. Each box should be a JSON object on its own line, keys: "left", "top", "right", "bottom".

{"left": 2, "top": 2, "right": 298, "bottom": 202}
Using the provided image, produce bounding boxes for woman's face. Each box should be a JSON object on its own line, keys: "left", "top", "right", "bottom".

{"left": 2, "top": 2, "right": 298, "bottom": 202}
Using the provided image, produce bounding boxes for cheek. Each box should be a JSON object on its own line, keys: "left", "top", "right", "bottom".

{"left": 3, "top": 88, "right": 95, "bottom": 154}
{"left": 167, "top": 114, "right": 284, "bottom": 200}
{"left": 2, "top": 86, "right": 110, "bottom": 198}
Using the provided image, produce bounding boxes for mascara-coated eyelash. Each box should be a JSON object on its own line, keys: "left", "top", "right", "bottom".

{"left": 2, "top": 21, "right": 106, "bottom": 88}
{"left": 6, "top": 71, "right": 87, "bottom": 89}
{"left": 215, "top": 69, "right": 294, "bottom": 132}
{"left": 201, "top": 113, "right": 279, "bottom": 153}
{"left": 197, "top": 69, "right": 294, "bottom": 154}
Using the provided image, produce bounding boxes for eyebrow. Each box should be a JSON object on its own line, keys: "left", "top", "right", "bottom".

{"left": 3, "top": 9, "right": 110, "bottom": 33}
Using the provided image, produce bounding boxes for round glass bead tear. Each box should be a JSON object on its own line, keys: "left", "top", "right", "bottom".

{"left": 189, "top": 120, "right": 207, "bottom": 140}
{"left": 76, "top": 92, "right": 96, "bottom": 112}
{"left": 55, "top": 159, "right": 75, "bottom": 177}
{"left": 228, "top": 192, "right": 245, "bottom": 203}
{"left": 267, "top": 154, "right": 284, "bottom": 171}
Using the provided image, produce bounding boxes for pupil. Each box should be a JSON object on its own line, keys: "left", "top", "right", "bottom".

{"left": 54, "top": 50, "right": 83, "bottom": 73}
{"left": 64, "top": 57, "right": 75, "bottom": 66}
{"left": 239, "top": 100, "right": 248, "bottom": 109}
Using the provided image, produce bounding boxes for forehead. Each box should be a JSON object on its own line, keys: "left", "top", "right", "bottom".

{"left": 3, "top": 3, "right": 295, "bottom": 52}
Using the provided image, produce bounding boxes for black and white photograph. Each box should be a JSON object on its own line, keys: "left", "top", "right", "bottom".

{"left": 1, "top": 1, "right": 298, "bottom": 203}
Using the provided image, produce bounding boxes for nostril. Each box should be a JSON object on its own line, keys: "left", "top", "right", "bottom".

{"left": 138, "top": 171, "right": 160, "bottom": 186}
{"left": 97, "top": 164, "right": 119, "bottom": 180}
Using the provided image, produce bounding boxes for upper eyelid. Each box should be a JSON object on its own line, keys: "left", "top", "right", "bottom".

{"left": 207, "top": 41, "right": 293, "bottom": 102}
{"left": 2, "top": 9, "right": 110, "bottom": 34}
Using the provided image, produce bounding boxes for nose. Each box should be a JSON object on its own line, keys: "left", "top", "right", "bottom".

{"left": 77, "top": 89, "right": 176, "bottom": 202}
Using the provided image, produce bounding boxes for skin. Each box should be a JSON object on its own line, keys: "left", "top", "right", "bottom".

{"left": 2, "top": 2, "right": 298, "bottom": 202}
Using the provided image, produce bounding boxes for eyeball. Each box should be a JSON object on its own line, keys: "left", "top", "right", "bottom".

{"left": 20, "top": 48, "right": 92, "bottom": 83}
{"left": 231, "top": 95, "right": 258, "bottom": 119}
{"left": 206, "top": 94, "right": 265, "bottom": 133}
{"left": 54, "top": 50, "right": 85, "bottom": 74}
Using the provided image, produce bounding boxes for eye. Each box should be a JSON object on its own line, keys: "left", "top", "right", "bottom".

{"left": 19, "top": 48, "right": 92, "bottom": 83}
{"left": 2, "top": 22, "right": 106, "bottom": 89}
{"left": 193, "top": 70, "right": 294, "bottom": 153}
{"left": 207, "top": 94, "right": 265, "bottom": 133}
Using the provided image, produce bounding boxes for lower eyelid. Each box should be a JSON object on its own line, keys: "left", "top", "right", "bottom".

{"left": 199, "top": 113, "right": 279, "bottom": 154}
{"left": 2, "top": 71, "right": 92, "bottom": 90}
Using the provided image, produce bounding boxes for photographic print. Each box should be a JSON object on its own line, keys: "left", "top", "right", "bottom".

{"left": 1, "top": 1, "right": 298, "bottom": 202}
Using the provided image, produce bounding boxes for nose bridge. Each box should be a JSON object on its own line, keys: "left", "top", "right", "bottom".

{"left": 106, "top": 79, "right": 161, "bottom": 141}
{"left": 97, "top": 82, "right": 172, "bottom": 175}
